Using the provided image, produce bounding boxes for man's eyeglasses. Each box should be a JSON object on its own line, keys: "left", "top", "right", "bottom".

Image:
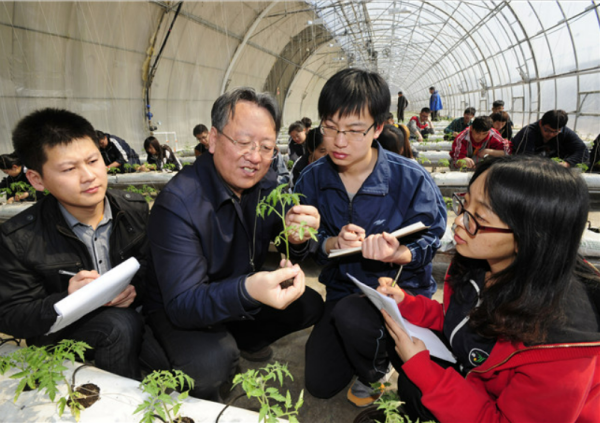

{"left": 320, "top": 123, "right": 375, "bottom": 142}
{"left": 217, "top": 129, "right": 275, "bottom": 160}
{"left": 452, "top": 193, "right": 513, "bottom": 236}
{"left": 541, "top": 125, "right": 562, "bottom": 136}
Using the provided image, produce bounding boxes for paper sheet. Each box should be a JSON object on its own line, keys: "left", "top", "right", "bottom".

{"left": 47, "top": 257, "right": 140, "bottom": 334}
{"left": 347, "top": 273, "right": 456, "bottom": 363}
{"left": 328, "top": 222, "right": 429, "bottom": 258}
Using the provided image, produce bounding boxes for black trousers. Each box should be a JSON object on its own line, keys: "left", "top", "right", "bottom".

{"left": 148, "top": 287, "right": 324, "bottom": 401}
{"left": 305, "top": 294, "right": 391, "bottom": 399}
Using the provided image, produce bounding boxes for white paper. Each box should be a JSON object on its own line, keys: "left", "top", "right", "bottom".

{"left": 328, "top": 222, "right": 429, "bottom": 258}
{"left": 48, "top": 257, "right": 140, "bottom": 334}
{"left": 347, "top": 273, "right": 456, "bottom": 363}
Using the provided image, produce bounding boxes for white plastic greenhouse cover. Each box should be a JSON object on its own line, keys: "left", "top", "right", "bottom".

{"left": 0, "top": 0, "right": 599, "bottom": 154}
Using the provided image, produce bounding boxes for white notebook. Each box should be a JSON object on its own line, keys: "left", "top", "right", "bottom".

{"left": 328, "top": 222, "right": 428, "bottom": 259}
{"left": 347, "top": 273, "right": 456, "bottom": 363}
{"left": 48, "top": 257, "right": 140, "bottom": 334}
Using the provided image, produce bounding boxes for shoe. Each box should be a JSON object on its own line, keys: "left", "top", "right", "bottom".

{"left": 347, "top": 378, "right": 385, "bottom": 408}
{"left": 240, "top": 346, "right": 273, "bottom": 362}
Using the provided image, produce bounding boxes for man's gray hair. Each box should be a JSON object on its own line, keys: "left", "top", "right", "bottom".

{"left": 211, "top": 87, "right": 281, "bottom": 133}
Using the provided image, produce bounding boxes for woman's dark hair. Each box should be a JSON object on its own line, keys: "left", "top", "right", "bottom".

{"left": 288, "top": 121, "right": 306, "bottom": 134}
{"left": 12, "top": 108, "right": 98, "bottom": 175}
{"left": 318, "top": 68, "right": 390, "bottom": 127}
{"left": 305, "top": 128, "right": 323, "bottom": 154}
{"left": 449, "top": 155, "right": 594, "bottom": 344}
{"left": 471, "top": 116, "right": 492, "bottom": 132}
{"left": 0, "top": 152, "right": 22, "bottom": 170}
{"left": 144, "top": 136, "right": 164, "bottom": 162}
{"left": 377, "top": 124, "right": 413, "bottom": 159}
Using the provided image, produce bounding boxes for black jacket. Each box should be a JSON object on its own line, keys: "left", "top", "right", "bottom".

{"left": 0, "top": 190, "right": 149, "bottom": 338}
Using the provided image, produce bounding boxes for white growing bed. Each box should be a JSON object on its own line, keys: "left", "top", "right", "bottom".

{"left": 0, "top": 343, "right": 271, "bottom": 423}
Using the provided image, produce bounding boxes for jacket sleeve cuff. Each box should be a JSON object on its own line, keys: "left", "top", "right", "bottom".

{"left": 238, "top": 277, "right": 261, "bottom": 311}
{"left": 402, "top": 350, "right": 441, "bottom": 394}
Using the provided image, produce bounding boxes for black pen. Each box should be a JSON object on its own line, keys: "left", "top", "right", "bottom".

{"left": 58, "top": 270, "right": 77, "bottom": 277}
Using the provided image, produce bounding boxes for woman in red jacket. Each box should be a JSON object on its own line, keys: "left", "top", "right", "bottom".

{"left": 375, "top": 155, "right": 600, "bottom": 422}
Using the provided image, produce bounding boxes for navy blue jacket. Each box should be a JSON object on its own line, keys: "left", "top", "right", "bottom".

{"left": 512, "top": 122, "right": 589, "bottom": 167}
{"left": 294, "top": 143, "right": 447, "bottom": 301}
{"left": 144, "top": 153, "right": 306, "bottom": 328}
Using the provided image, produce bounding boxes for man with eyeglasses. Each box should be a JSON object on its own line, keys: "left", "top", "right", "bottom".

{"left": 144, "top": 87, "right": 324, "bottom": 401}
{"left": 512, "top": 109, "right": 589, "bottom": 168}
{"left": 294, "top": 68, "right": 447, "bottom": 408}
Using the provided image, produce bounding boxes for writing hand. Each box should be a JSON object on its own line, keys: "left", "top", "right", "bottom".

{"left": 67, "top": 270, "right": 100, "bottom": 295}
{"left": 336, "top": 224, "right": 366, "bottom": 250}
{"left": 376, "top": 277, "right": 406, "bottom": 304}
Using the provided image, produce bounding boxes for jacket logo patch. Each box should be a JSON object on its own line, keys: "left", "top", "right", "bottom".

{"left": 469, "top": 348, "right": 489, "bottom": 366}
{"left": 374, "top": 219, "right": 386, "bottom": 226}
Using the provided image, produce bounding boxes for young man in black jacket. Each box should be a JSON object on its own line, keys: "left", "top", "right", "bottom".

{"left": 0, "top": 108, "right": 162, "bottom": 380}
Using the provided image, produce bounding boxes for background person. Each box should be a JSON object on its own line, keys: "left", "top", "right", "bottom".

{"left": 380, "top": 156, "right": 600, "bottom": 422}
{"left": 408, "top": 108, "right": 435, "bottom": 142}
{"left": 97, "top": 130, "right": 140, "bottom": 171}
{"left": 512, "top": 109, "right": 589, "bottom": 168}
{"left": 397, "top": 91, "right": 409, "bottom": 123}
{"left": 429, "top": 86, "right": 443, "bottom": 121}
{"left": 0, "top": 152, "right": 37, "bottom": 203}
{"left": 444, "top": 107, "right": 475, "bottom": 140}
{"left": 490, "top": 111, "right": 511, "bottom": 141}
{"left": 290, "top": 127, "right": 328, "bottom": 189}
{"left": 377, "top": 124, "right": 414, "bottom": 160}
{"left": 490, "top": 101, "right": 513, "bottom": 140}
{"left": 193, "top": 123, "right": 209, "bottom": 156}
{"left": 143, "top": 136, "right": 183, "bottom": 171}
{"left": 287, "top": 121, "right": 307, "bottom": 163}
{"left": 450, "top": 116, "right": 511, "bottom": 169}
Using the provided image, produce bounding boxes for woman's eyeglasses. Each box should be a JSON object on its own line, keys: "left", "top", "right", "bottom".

{"left": 452, "top": 193, "right": 513, "bottom": 236}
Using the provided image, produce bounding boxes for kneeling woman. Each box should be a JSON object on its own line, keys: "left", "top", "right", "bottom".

{"left": 144, "top": 136, "right": 183, "bottom": 171}
{"left": 377, "top": 156, "right": 600, "bottom": 422}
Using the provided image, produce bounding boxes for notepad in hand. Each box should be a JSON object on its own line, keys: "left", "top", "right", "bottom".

{"left": 347, "top": 273, "right": 456, "bottom": 363}
{"left": 47, "top": 257, "right": 140, "bottom": 334}
{"left": 328, "top": 221, "right": 429, "bottom": 258}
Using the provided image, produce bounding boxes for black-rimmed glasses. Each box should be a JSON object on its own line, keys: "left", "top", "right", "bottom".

{"left": 452, "top": 193, "right": 513, "bottom": 236}
{"left": 319, "top": 123, "right": 375, "bottom": 142}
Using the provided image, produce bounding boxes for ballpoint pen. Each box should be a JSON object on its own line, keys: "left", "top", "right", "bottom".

{"left": 58, "top": 270, "right": 77, "bottom": 277}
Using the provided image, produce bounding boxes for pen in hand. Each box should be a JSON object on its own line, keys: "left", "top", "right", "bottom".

{"left": 58, "top": 270, "right": 77, "bottom": 277}
{"left": 391, "top": 265, "right": 403, "bottom": 288}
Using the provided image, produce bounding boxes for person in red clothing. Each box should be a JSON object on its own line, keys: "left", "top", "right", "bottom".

{"left": 371, "top": 156, "right": 600, "bottom": 422}
{"left": 449, "top": 116, "right": 510, "bottom": 169}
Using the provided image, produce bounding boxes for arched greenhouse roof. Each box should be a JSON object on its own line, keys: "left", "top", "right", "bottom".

{"left": 0, "top": 0, "right": 598, "bottom": 153}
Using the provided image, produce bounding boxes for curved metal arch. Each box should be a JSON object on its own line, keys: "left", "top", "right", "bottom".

{"left": 219, "top": 2, "right": 277, "bottom": 95}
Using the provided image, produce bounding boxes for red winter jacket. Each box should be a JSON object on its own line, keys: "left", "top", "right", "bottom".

{"left": 398, "top": 278, "right": 600, "bottom": 423}
{"left": 450, "top": 128, "right": 511, "bottom": 167}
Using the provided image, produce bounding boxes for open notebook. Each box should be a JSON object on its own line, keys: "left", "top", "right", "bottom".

{"left": 47, "top": 257, "right": 140, "bottom": 334}
{"left": 348, "top": 273, "right": 456, "bottom": 363}
{"left": 328, "top": 222, "right": 428, "bottom": 259}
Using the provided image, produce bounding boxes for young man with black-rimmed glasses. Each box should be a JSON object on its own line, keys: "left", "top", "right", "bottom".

{"left": 294, "top": 68, "right": 447, "bottom": 407}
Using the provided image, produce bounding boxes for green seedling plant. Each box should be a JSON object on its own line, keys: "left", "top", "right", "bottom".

{"left": 417, "top": 156, "right": 431, "bottom": 166}
{"left": 371, "top": 382, "right": 435, "bottom": 423}
{"left": 134, "top": 370, "right": 194, "bottom": 423}
{"left": 256, "top": 184, "right": 318, "bottom": 263}
{"left": 551, "top": 157, "right": 564, "bottom": 165}
{"left": 438, "top": 158, "right": 450, "bottom": 168}
{"left": 123, "top": 163, "right": 133, "bottom": 173}
{"left": 232, "top": 362, "right": 303, "bottom": 423}
{"left": 6, "top": 181, "right": 37, "bottom": 201}
{"left": 576, "top": 163, "right": 589, "bottom": 172}
{"left": 108, "top": 167, "right": 120, "bottom": 175}
{"left": 125, "top": 185, "right": 156, "bottom": 203}
{"left": 455, "top": 159, "right": 468, "bottom": 171}
{"left": 443, "top": 196, "right": 453, "bottom": 211}
{"left": 163, "top": 163, "right": 176, "bottom": 171}
{"left": 0, "top": 340, "right": 91, "bottom": 421}
{"left": 287, "top": 160, "right": 294, "bottom": 171}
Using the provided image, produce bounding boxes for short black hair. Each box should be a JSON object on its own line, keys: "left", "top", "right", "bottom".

{"left": 305, "top": 127, "right": 324, "bottom": 153}
{"left": 429, "top": 86, "right": 435, "bottom": 91}
{"left": 12, "top": 108, "right": 98, "bottom": 175}
{"left": 541, "top": 109, "right": 568, "bottom": 129}
{"left": 420, "top": 107, "right": 431, "bottom": 114}
{"left": 387, "top": 112, "right": 394, "bottom": 120}
{"left": 398, "top": 91, "right": 403, "bottom": 95}
{"left": 288, "top": 121, "right": 306, "bottom": 134}
{"left": 464, "top": 107, "right": 476, "bottom": 116}
{"left": 96, "top": 130, "right": 107, "bottom": 140}
{"left": 0, "top": 152, "right": 21, "bottom": 169}
{"left": 211, "top": 87, "right": 281, "bottom": 134}
{"left": 301, "top": 117, "right": 312, "bottom": 129}
{"left": 318, "top": 68, "right": 391, "bottom": 127}
{"left": 193, "top": 124, "right": 208, "bottom": 136}
{"left": 491, "top": 111, "right": 510, "bottom": 122}
{"left": 492, "top": 100, "right": 505, "bottom": 108}
{"left": 471, "top": 116, "right": 493, "bottom": 132}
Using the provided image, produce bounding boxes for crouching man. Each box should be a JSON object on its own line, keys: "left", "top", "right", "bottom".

{"left": 0, "top": 108, "right": 161, "bottom": 380}
{"left": 144, "top": 88, "right": 324, "bottom": 401}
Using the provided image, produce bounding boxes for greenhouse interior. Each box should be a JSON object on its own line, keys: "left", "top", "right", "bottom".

{"left": 1, "top": 1, "right": 600, "bottom": 423}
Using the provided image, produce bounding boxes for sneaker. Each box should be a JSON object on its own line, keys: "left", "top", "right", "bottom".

{"left": 240, "top": 346, "right": 273, "bottom": 362}
{"left": 347, "top": 378, "right": 385, "bottom": 408}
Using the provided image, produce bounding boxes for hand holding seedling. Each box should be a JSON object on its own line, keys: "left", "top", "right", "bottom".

{"left": 362, "top": 232, "right": 413, "bottom": 264}
{"left": 463, "top": 157, "right": 476, "bottom": 169}
{"left": 377, "top": 276, "right": 405, "bottom": 304}
{"left": 285, "top": 205, "right": 320, "bottom": 244}
{"left": 67, "top": 270, "right": 99, "bottom": 295}
{"left": 382, "top": 309, "right": 426, "bottom": 363}
{"left": 335, "top": 223, "right": 366, "bottom": 250}
{"left": 245, "top": 260, "right": 305, "bottom": 309}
